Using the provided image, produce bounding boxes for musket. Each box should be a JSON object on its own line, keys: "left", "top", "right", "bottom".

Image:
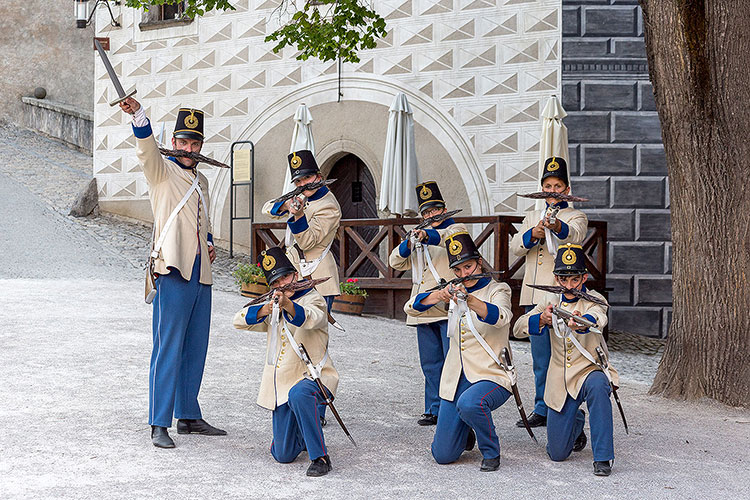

{"left": 94, "top": 38, "right": 137, "bottom": 106}
{"left": 519, "top": 192, "right": 589, "bottom": 203}
{"left": 272, "top": 179, "right": 337, "bottom": 205}
{"left": 158, "top": 148, "right": 230, "bottom": 169}
{"left": 596, "top": 347, "right": 629, "bottom": 435}
{"left": 526, "top": 284, "right": 609, "bottom": 307}
{"left": 412, "top": 209, "right": 463, "bottom": 231}
{"left": 501, "top": 348, "right": 538, "bottom": 444}
{"left": 551, "top": 306, "right": 603, "bottom": 335}
{"left": 545, "top": 206, "right": 561, "bottom": 225}
{"left": 298, "top": 343, "right": 357, "bottom": 447}
{"left": 244, "top": 277, "right": 331, "bottom": 307}
{"left": 424, "top": 272, "right": 501, "bottom": 293}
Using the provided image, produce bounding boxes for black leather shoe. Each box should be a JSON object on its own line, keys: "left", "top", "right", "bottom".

{"left": 151, "top": 426, "right": 175, "bottom": 448}
{"left": 177, "top": 418, "right": 227, "bottom": 436}
{"left": 306, "top": 455, "right": 332, "bottom": 477}
{"left": 573, "top": 430, "right": 588, "bottom": 452}
{"left": 593, "top": 460, "right": 612, "bottom": 476}
{"left": 480, "top": 456, "right": 500, "bottom": 472}
{"left": 417, "top": 413, "right": 438, "bottom": 426}
{"left": 465, "top": 429, "right": 476, "bottom": 451}
{"left": 516, "top": 412, "right": 546, "bottom": 428}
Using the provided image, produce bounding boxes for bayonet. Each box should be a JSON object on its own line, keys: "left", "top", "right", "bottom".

{"left": 158, "top": 148, "right": 230, "bottom": 169}
{"left": 94, "top": 38, "right": 137, "bottom": 106}
{"left": 551, "top": 306, "right": 603, "bottom": 335}
{"left": 244, "top": 277, "right": 331, "bottom": 307}
{"left": 272, "top": 179, "right": 338, "bottom": 205}
{"left": 298, "top": 343, "right": 357, "bottom": 447}
{"left": 424, "top": 272, "right": 501, "bottom": 293}
{"left": 413, "top": 209, "right": 463, "bottom": 231}
{"left": 501, "top": 348, "right": 537, "bottom": 444}
{"left": 596, "top": 347, "right": 629, "bottom": 435}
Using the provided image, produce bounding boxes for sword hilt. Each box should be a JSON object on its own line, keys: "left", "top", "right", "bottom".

{"left": 109, "top": 88, "right": 137, "bottom": 107}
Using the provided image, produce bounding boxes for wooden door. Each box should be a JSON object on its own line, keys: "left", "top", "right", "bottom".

{"left": 328, "top": 154, "right": 378, "bottom": 277}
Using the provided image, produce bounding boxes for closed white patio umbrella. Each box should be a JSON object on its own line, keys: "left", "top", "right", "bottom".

{"left": 379, "top": 93, "right": 419, "bottom": 216}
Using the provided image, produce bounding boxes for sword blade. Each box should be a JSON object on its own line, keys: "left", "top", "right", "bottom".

{"left": 94, "top": 38, "right": 126, "bottom": 98}
{"left": 611, "top": 387, "right": 629, "bottom": 434}
{"left": 512, "top": 384, "right": 538, "bottom": 444}
{"left": 313, "top": 378, "right": 356, "bottom": 447}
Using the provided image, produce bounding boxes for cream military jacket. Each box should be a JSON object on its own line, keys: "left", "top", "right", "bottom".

{"left": 261, "top": 187, "right": 341, "bottom": 297}
{"left": 389, "top": 219, "right": 468, "bottom": 325}
{"left": 135, "top": 121, "right": 212, "bottom": 284}
{"left": 509, "top": 204, "right": 587, "bottom": 306}
{"left": 513, "top": 288, "right": 619, "bottom": 412}
{"left": 232, "top": 287, "right": 339, "bottom": 410}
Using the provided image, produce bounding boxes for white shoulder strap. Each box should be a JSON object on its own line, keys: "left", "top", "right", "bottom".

{"left": 151, "top": 175, "right": 200, "bottom": 258}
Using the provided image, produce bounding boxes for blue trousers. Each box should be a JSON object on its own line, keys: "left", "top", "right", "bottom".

{"left": 417, "top": 320, "right": 450, "bottom": 415}
{"left": 432, "top": 373, "right": 511, "bottom": 463}
{"left": 271, "top": 379, "right": 331, "bottom": 462}
{"left": 527, "top": 305, "right": 550, "bottom": 416}
{"left": 149, "top": 258, "right": 211, "bottom": 428}
{"left": 547, "top": 370, "right": 614, "bottom": 462}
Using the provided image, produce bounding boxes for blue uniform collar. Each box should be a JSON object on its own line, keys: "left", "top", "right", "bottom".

{"left": 290, "top": 287, "right": 313, "bottom": 301}
{"left": 167, "top": 156, "right": 197, "bottom": 170}
{"left": 546, "top": 200, "right": 569, "bottom": 210}
{"left": 434, "top": 217, "right": 455, "bottom": 230}
{"left": 466, "top": 276, "right": 491, "bottom": 292}
{"left": 307, "top": 186, "right": 329, "bottom": 201}
{"left": 561, "top": 284, "right": 587, "bottom": 303}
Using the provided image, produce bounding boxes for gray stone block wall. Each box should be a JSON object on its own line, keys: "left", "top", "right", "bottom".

{"left": 563, "top": 0, "right": 672, "bottom": 337}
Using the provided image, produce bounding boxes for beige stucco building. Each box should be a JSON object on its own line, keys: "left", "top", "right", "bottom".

{"left": 93, "top": 0, "right": 560, "bottom": 251}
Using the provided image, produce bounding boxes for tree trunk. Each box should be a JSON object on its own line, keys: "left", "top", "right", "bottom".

{"left": 641, "top": 0, "right": 750, "bottom": 406}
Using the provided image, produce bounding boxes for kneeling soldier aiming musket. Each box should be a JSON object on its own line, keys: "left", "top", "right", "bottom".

{"left": 232, "top": 247, "right": 342, "bottom": 477}
{"left": 513, "top": 243, "right": 621, "bottom": 477}
{"left": 405, "top": 232, "right": 520, "bottom": 472}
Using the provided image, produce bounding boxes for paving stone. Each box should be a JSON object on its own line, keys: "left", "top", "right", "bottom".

{"left": 582, "top": 145, "right": 636, "bottom": 175}
{"left": 637, "top": 209, "right": 671, "bottom": 241}
{"left": 612, "top": 177, "right": 665, "bottom": 208}
{"left": 582, "top": 82, "right": 637, "bottom": 111}
{"left": 610, "top": 242, "right": 665, "bottom": 274}
{"left": 636, "top": 275, "right": 673, "bottom": 305}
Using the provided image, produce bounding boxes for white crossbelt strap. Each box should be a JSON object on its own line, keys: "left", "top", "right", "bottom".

{"left": 263, "top": 300, "right": 328, "bottom": 373}
{"left": 544, "top": 227, "right": 560, "bottom": 256}
{"left": 551, "top": 309, "right": 614, "bottom": 384}
{"left": 410, "top": 237, "right": 442, "bottom": 285}
{"left": 151, "top": 174, "right": 208, "bottom": 258}
{"left": 299, "top": 237, "right": 334, "bottom": 276}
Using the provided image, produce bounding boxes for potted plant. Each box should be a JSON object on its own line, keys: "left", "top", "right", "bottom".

{"left": 232, "top": 262, "right": 269, "bottom": 299}
{"left": 333, "top": 278, "right": 368, "bottom": 315}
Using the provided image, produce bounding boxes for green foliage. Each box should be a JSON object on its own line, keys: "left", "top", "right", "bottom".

{"left": 265, "top": 0, "right": 388, "bottom": 63}
{"left": 232, "top": 262, "right": 267, "bottom": 287}
{"left": 124, "top": 0, "right": 236, "bottom": 18}
{"left": 340, "top": 278, "right": 367, "bottom": 297}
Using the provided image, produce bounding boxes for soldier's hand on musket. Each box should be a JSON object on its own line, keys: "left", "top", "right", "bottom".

{"left": 448, "top": 283, "right": 468, "bottom": 303}
{"left": 289, "top": 195, "right": 305, "bottom": 218}
{"left": 540, "top": 304, "right": 554, "bottom": 326}
{"left": 542, "top": 217, "right": 562, "bottom": 233}
{"left": 433, "top": 286, "right": 454, "bottom": 304}
{"left": 119, "top": 96, "right": 141, "bottom": 115}
{"left": 531, "top": 221, "right": 546, "bottom": 240}
{"left": 567, "top": 310, "right": 586, "bottom": 331}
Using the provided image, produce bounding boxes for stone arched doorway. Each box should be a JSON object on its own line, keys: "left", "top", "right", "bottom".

{"left": 328, "top": 153, "right": 378, "bottom": 277}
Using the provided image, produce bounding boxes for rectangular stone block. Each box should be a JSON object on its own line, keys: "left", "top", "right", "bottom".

{"left": 610, "top": 306, "right": 663, "bottom": 337}
{"left": 636, "top": 276, "right": 672, "bottom": 305}
{"left": 638, "top": 81, "right": 656, "bottom": 111}
{"left": 562, "top": 39, "right": 610, "bottom": 58}
{"left": 582, "top": 145, "right": 636, "bottom": 175}
{"left": 606, "top": 274, "right": 633, "bottom": 306}
{"left": 612, "top": 39, "right": 647, "bottom": 57}
{"left": 566, "top": 112, "right": 611, "bottom": 143}
{"left": 665, "top": 243, "right": 672, "bottom": 273}
{"left": 612, "top": 178, "right": 665, "bottom": 208}
{"left": 570, "top": 176, "right": 610, "bottom": 209}
{"left": 563, "top": 7, "right": 581, "bottom": 37}
{"left": 563, "top": 82, "right": 581, "bottom": 111}
{"left": 583, "top": 209, "right": 635, "bottom": 241}
{"left": 568, "top": 144, "right": 580, "bottom": 175}
{"left": 663, "top": 308, "right": 673, "bottom": 338}
{"left": 610, "top": 242, "right": 665, "bottom": 274}
{"left": 613, "top": 112, "right": 662, "bottom": 143}
{"left": 637, "top": 210, "right": 671, "bottom": 241}
{"left": 564, "top": 1, "right": 610, "bottom": 6}
{"left": 583, "top": 7, "right": 638, "bottom": 37}
{"left": 638, "top": 146, "right": 667, "bottom": 175}
{"left": 582, "top": 82, "right": 637, "bottom": 111}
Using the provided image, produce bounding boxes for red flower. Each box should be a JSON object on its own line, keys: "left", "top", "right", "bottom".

{"left": 353, "top": 278, "right": 358, "bottom": 282}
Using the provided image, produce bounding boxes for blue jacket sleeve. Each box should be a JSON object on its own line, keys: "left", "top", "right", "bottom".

{"left": 477, "top": 302, "right": 500, "bottom": 325}
{"left": 522, "top": 228, "right": 538, "bottom": 249}
{"left": 412, "top": 292, "right": 434, "bottom": 312}
{"left": 283, "top": 302, "right": 306, "bottom": 327}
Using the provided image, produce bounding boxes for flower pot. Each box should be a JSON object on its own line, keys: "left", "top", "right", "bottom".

{"left": 240, "top": 282, "right": 270, "bottom": 299}
{"left": 332, "top": 293, "right": 366, "bottom": 315}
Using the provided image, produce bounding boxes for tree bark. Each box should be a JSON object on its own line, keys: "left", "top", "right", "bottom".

{"left": 641, "top": 0, "right": 750, "bottom": 406}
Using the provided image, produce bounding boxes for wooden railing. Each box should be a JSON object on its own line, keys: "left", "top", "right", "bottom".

{"left": 251, "top": 216, "right": 607, "bottom": 320}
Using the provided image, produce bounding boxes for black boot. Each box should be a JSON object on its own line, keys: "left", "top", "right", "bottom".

{"left": 480, "top": 456, "right": 500, "bottom": 472}
{"left": 306, "top": 455, "right": 332, "bottom": 477}
{"left": 417, "top": 413, "right": 437, "bottom": 426}
{"left": 516, "top": 412, "right": 546, "bottom": 428}
{"left": 151, "top": 426, "right": 175, "bottom": 448}
{"left": 465, "top": 429, "right": 476, "bottom": 451}
{"left": 593, "top": 460, "right": 612, "bottom": 476}
{"left": 177, "top": 418, "right": 227, "bottom": 436}
{"left": 573, "top": 430, "right": 587, "bottom": 452}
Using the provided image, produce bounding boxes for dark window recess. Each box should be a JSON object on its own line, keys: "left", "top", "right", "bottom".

{"left": 351, "top": 181, "right": 363, "bottom": 203}
{"left": 159, "top": 2, "right": 185, "bottom": 20}
{"left": 139, "top": 2, "right": 192, "bottom": 30}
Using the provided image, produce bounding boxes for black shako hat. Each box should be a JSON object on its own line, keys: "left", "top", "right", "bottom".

{"left": 553, "top": 243, "right": 588, "bottom": 276}
{"left": 258, "top": 247, "right": 297, "bottom": 285}
{"left": 541, "top": 156, "right": 569, "bottom": 186}
{"left": 174, "top": 108, "right": 205, "bottom": 141}
{"left": 416, "top": 181, "right": 446, "bottom": 213}
{"left": 445, "top": 231, "right": 481, "bottom": 268}
{"left": 288, "top": 150, "right": 320, "bottom": 182}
